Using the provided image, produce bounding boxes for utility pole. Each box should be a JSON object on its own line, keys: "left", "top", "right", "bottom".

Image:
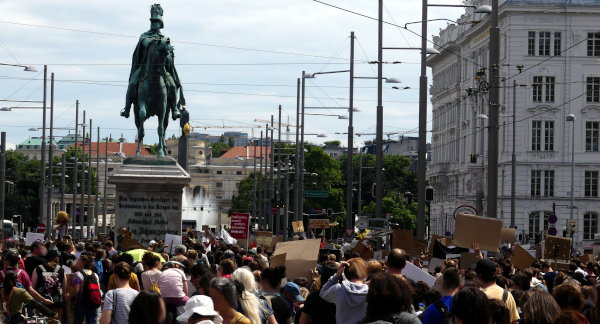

{"left": 277, "top": 105, "right": 282, "bottom": 235}
{"left": 39, "top": 65, "right": 47, "bottom": 232}
{"left": 259, "top": 131, "right": 264, "bottom": 229}
{"left": 46, "top": 72, "right": 54, "bottom": 239}
{"left": 60, "top": 154, "right": 66, "bottom": 212}
{"left": 375, "top": 0, "right": 384, "bottom": 218}
{"left": 0, "top": 132, "right": 6, "bottom": 241}
{"left": 346, "top": 31, "right": 355, "bottom": 235}
{"left": 95, "top": 126, "right": 100, "bottom": 237}
{"left": 79, "top": 111, "right": 86, "bottom": 238}
{"left": 416, "top": 0, "right": 429, "bottom": 239}
{"left": 253, "top": 140, "right": 257, "bottom": 223}
{"left": 87, "top": 119, "right": 92, "bottom": 238}
{"left": 510, "top": 80, "right": 517, "bottom": 228}
{"left": 103, "top": 134, "right": 109, "bottom": 234}
{"left": 299, "top": 72, "right": 306, "bottom": 222}
{"left": 71, "top": 101, "right": 79, "bottom": 237}
{"left": 269, "top": 115, "right": 275, "bottom": 231}
{"left": 487, "top": 0, "right": 500, "bottom": 219}
{"left": 294, "top": 78, "right": 301, "bottom": 222}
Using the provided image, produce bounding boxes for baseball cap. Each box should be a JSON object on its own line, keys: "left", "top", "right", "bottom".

{"left": 282, "top": 282, "right": 305, "bottom": 301}
{"left": 475, "top": 259, "right": 497, "bottom": 277}
{"left": 149, "top": 240, "right": 157, "bottom": 247}
{"left": 176, "top": 295, "right": 223, "bottom": 324}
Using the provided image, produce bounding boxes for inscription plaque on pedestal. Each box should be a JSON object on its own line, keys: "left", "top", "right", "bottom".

{"left": 109, "top": 157, "right": 191, "bottom": 246}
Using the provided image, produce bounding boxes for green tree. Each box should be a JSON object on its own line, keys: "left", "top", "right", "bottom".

{"left": 231, "top": 172, "right": 260, "bottom": 212}
{"left": 302, "top": 145, "right": 344, "bottom": 216}
{"left": 4, "top": 150, "right": 41, "bottom": 227}
{"left": 227, "top": 136, "right": 235, "bottom": 148}
{"left": 212, "top": 142, "right": 230, "bottom": 157}
{"left": 361, "top": 193, "right": 416, "bottom": 230}
{"left": 323, "top": 140, "right": 341, "bottom": 148}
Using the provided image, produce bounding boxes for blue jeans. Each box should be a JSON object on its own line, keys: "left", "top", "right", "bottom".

{"left": 73, "top": 303, "right": 99, "bottom": 324}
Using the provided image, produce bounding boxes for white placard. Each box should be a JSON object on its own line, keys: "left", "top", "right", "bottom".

{"left": 25, "top": 232, "right": 45, "bottom": 247}
{"left": 165, "top": 234, "right": 182, "bottom": 255}
{"left": 401, "top": 261, "right": 436, "bottom": 287}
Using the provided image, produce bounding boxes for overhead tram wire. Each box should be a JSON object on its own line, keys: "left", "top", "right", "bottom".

{"left": 311, "top": 0, "right": 486, "bottom": 70}
{"left": 0, "top": 20, "right": 353, "bottom": 61}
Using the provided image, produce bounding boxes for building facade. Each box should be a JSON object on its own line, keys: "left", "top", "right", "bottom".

{"left": 427, "top": 0, "right": 600, "bottom": 249}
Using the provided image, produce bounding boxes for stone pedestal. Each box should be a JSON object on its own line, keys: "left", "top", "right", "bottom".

{"left": 109, "top": 156, "right": 190, "bottom": 246}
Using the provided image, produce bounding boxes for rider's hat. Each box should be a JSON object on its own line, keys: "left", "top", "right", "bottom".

{"left": 150, "top": 4, "right": 164, "bottom": 29}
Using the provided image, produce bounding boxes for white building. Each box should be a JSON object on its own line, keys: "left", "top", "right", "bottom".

{"left": 427, "top": 0, "right": 600, "bottom": 249}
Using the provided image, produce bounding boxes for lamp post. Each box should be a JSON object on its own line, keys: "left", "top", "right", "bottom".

{"left": 0, "top": 132, "right": 5, "bottom": 240}
{"left": 72, "top": 100, "right": 79, "bottom": 237}
{"left": 39, "top": 65, "right": 47, "bottom": 235}
{"left": 79, "top": 110, "right": 86, "bottom": 239}
{"left": 46, "top": 73, "right": 54, "bottom": 239}
{"left": 487, "top": 0, "right": 501, "bottom": 220}
{"left": 566, "top": 114, "right": 576, "bottom": 227}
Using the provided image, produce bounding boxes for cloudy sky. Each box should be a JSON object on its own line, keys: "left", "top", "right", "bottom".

{"left": 0, "top": 0, "right": 466, "bottom": 148}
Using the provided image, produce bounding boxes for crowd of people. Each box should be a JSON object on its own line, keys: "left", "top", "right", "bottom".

{"left": 1, "top": 233, "right": 600, "bottom": 324}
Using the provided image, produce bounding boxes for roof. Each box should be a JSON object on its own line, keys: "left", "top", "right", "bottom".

{"left": 220, "top": 145, "right": 271, "bottom": 159}
{"left": 17, "top": 137, "right": 57, "bottom": 146}
{"left": 69, "top": 142, "right": 152, "bottom": 157}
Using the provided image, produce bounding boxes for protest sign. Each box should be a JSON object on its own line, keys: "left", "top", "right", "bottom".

{"left": 453, "top": 214, "right": 502, "bottom": 251}
{"left": 543, "top": 235, "right": 571, "bottom": 260}
{"left": 230, "top": 212, "right": 250, "bottom": 240}
{"left": 352, "top": 241, "right": 374, "bottom": 260}
{"left": 460, "top": 252, "right": 480, "bottom": 270}
{"left": 500, "top": 228, "right": 517, "bottom": 244}
{"left": 401, "top": 261, "right": 436, "bottom": 287}
{"left": 165, "top": 234, "right": 182, "bottom": 255}
{"left": 25, "top": 232, "right": 45, "bottom": 247}
{"left": 309, "top": 219, "right": 329, "bottom": 229}
{"left": 292, "top": 221, "right": 304, "bottom": 233}
{"left": 270, "top": 253, "right": 286, "bottom": 268}
{"left": 272, "top": 239, "right": 321, "bottom": 281}
{"left": 392, "top": 229, "right": 413, "bottom": 250}
{"left": 428, "top": 235, "right": 452, "bottom": 254}
{"left": 512, "top": 245, "right": 536, "bottom": 270}
{"left": 593, "top": 246, "right": 600, "bottom": 259}
{"left": 427, "top": 258, "right": 445, "bottom": 273}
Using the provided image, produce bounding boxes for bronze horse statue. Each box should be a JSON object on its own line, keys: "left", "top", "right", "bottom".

{"left": 134, "top": 39, "right": 172, "bottom": 157}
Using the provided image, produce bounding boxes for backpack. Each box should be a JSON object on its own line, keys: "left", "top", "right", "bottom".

{"left": 36, "top": 265, "right": 63, "bottom": 305}
{"left": 147, "top": 273, "right": 161, "bottom": 294}
{"left": 92, "top": 260, "right": 104, "bottom": 283}
{"left": 434, "top": 299, "right": 453, "bottom": 324}
{"left": 79, "top": 270, "right": 101, "bottom": 309}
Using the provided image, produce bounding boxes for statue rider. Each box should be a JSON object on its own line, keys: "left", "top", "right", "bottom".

{"left": 121, "top": 4, "right": 182, "bottom": 120}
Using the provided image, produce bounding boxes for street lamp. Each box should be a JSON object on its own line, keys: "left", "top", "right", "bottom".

{"left": 0, "top": 63, "right": 37, "bottom": 72}
{"left": 566, "top": 114, "right": 576, "bottom": 228}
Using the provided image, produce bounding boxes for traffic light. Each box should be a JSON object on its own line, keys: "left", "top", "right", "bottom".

{"left": 425, "top": 186, "right": 434, "bottom": 202}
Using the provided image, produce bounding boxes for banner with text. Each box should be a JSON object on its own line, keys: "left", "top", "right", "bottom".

{"left": 230, "top": 212, "right": 250, "bottom": 240}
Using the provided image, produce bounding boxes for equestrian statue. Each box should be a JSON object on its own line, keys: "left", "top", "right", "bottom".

{"left": 121, "top": 4, "right": 186, "bottom": 157}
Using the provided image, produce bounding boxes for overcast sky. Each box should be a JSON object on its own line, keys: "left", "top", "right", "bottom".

{"left": 0, "top": 0, "right": 466, "bottom": 149}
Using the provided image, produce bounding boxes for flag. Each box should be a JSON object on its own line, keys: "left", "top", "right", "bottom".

{"left": 432, "top": 239, "right": 468, "bottom": 259}
{"left": 217, "top": 228, "right": 237, "bottom": 245}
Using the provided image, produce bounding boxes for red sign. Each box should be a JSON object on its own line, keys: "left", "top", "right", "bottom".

{"left": 36, "top": 223, "right": 46, "bottom": 233}
{"left": 230, "top": 213, "right": 250, "bottom": 240}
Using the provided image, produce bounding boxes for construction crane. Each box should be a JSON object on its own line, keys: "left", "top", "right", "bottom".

{"left": 253, "top": 117, "right": 295, "bottom": 142}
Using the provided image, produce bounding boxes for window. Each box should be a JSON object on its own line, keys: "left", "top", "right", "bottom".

{"left": 544, "top": 170, "right": 554, "bottom": 197}
{"left": 531, "top": 121, "right": 554, "bottom": 151}
{"left": 529, "top": 211, "right": 540, "bottom": 234}
{"left": 584, "top": 212, "right": 598, "bottom": 240}
{"left": 532, "top": 76, "right": 555, "bottom": 102}
{"left": 198, "top": 151, "right": 203, "bottom": 156}
{"left": 586, "top": 121, "right": 599, "bottom": 152}
{"left": 539, "top": 32, "right": 551, "bottom": 56}
{"left": 554, "top": 32, "right": 561, "bottom": 55}
{"left": 528, "top": 32, "right": 536, "bottom": 55}
{"left": 585, "top": 171, "right": 599, "bottom": 197}
{"left": 216, "top": 170, "right": 222, "bottom": 175}
{"left": 587, "top": 77, "right": 600, "bottom": 102}
{"left": 216, "top": 182, "right": 223, "bottom": 188}
{"left": 531, "top": 170, "right": 541, "bottom": 196}
{"left": 588, "top": 32, "right": 600, "bottom": 56}
{"left": 236, "top": 171, "right": 243, "bottom": 175}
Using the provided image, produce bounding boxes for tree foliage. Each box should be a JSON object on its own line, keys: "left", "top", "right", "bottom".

{"left": 212, "top": 141, "right": 230, "bottom": 158}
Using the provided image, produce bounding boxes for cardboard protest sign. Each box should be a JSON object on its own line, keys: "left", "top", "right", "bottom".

{"left": 593, "top": 246, "right": 600, "bottom": 259}
{"left": 25, "top": 232, "right": 45, "bottom": 247}
{"left": 270, "top": 253, "right": 286, "bottom": 268}
{"left": 453, "top": 214, "right": 503, "bottom": 252}
{"left": 401, "top": 261, "right": 436, "bottom": 287}
{"left": 512, "top": 245, "right": 536, "bottom": 270}
{"left": 352, "top": 241, "right": 374, "bottom": 260}
{"left": 427, "top": 258, "right": 445, "bottom": 273}
{"left": 392, "top": 229, "right": 413, "bottom": 250}
{"left": 165, "top": 234, "right": 182, "bottom": 255}
{"left": 543, "top": 235, "right": 571, "bottom": 260}
{"left": 500, "top": 228, "right": 517, "bottom": 244}
{"left": 460, "top": 252, "right": 480, "bottom": 270}
{"left": 309, "top": 219, "right": 330, "bottom": 229}
{"left": 272, "top": 239, "right": 321, "bottom": 281}
{"left": 292, "top": 221, "right": 304, "bottom": 233}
